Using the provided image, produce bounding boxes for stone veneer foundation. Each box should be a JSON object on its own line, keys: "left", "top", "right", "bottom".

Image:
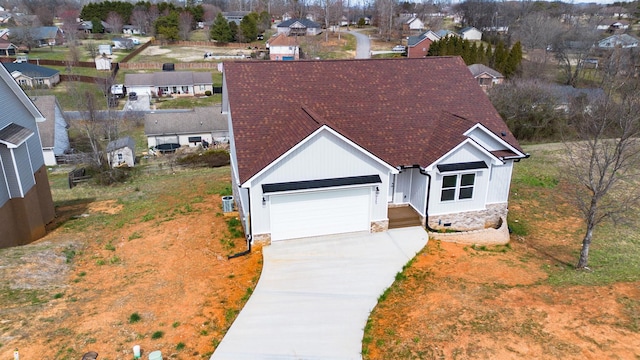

{"left": 427, "top": 203, "right": 508, "bottom": 231}
{"left": 429, "top": 216, "right": 510, "bottom": 245}
{"left": 371, "top": 220, "right": 389, "bottom": 233}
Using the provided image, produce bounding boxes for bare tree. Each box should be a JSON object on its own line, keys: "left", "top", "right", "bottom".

{"left": 179, "top": 11, "right": 194, "bottom": 40}
{"left": 512, "top": 13, "right": 563, "bottom": 52}
{"left": 106, "top": 11, "right": 124, "bottom": 35}
{"left": 375, "top": 0, "right": 395, "bottom": 42}
{"left": 551, "top": 22, "right": 599, "bottom": 87}
{"left": 564, "top": 81, "right": 640, "bottom": 269}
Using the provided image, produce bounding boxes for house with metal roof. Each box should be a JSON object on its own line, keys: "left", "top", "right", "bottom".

{"left": 32, "top": 96, "right": 70, "bottom": 166}
{"left": 144, "top": 106, "right": 228, "bottom": 151}
{"left": 222, "top": 57, "right": 528, "bottom": 244}
{"left": 0, "top": 62, "right": 55, "bottom": 248}
{"left": 2, "top": 62, "right": 60, "bottom": 88}
{"left": 124, "top": 71, "right": 213, "bottom": 97}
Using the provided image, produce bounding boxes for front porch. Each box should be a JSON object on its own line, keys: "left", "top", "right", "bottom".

{"left": 388, "top": 205, "right": 422, "bottom": 229}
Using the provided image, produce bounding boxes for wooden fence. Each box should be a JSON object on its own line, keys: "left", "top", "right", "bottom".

{"left": 68, "top": 167, "right": 91, "bottom": 188}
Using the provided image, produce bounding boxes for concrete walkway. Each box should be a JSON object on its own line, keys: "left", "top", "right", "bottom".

{"left": 211, "top": 227, "right": 428, "bottom": 360}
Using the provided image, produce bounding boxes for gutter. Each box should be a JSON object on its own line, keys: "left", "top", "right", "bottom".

{"left": 227, "top": 186, "right": 252, "bottom": 259}
{"left": 418, "top": 168, "right": 439, "bottom": 232}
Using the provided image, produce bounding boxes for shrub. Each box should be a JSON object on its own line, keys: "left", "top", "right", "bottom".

{"left": 205, "top": 90, "right": 212, "bottom": 96}
{"left": 177, "top": 149, "right": 230, "bottom": 168}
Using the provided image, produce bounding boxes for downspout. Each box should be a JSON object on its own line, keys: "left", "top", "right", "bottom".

{"left": 419, "top": 168, "right": 438, "bottom": 232}
{"left": 228, "top": 186, "right": 252, "bottom": 259}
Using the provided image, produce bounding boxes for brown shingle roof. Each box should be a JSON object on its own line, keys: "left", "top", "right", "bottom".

{"left": 224, "top": 57, "right": 523, "bottom": 184}
{"left": 268, "top": 33, "right": 299, "bottom": 46}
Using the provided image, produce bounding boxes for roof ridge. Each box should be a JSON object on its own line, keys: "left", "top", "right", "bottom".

{"left": 301, "top": 105, "right": 323, "bottom": 125}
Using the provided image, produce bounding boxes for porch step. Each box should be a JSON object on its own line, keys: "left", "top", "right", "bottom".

{"left": 388, "top": 206, "right": 422, "bottom": 229}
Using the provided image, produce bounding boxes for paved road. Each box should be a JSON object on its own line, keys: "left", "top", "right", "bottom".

{"left": 211, "top": 227, "right": 428, "bottom": 360}
{"left": 347, "top": 30, "right": 371, "bottom": 59}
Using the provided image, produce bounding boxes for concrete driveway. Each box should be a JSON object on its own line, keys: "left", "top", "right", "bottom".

{"left": 211, "top": 226, "right": 428, "bottom": 360}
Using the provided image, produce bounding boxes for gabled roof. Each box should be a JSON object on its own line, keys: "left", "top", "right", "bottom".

{"left": 125, "top": 71, "right": 212, "bottom": 87}
{"left": 0, "top": 38, "right": 16, "bottom": 49}
{"left": 598, "top": 34, "right": 639, "bottom": 47}
{"left": 407, "top": 30, "right": 439, "bottom": 46}
{"left": 2, "top": 62, "right": 59, "bottom": 78}
{"left": 224, "top": 57, "right": 523, "bottom": 184}
{"left": 460, "top": 26, "right": 480, "bottom": 34}
{"left": 277, "top": 18, "right": 321, "bottom": 29}
{"left": 144, "top": 106, "right": 228, "bottom": 136}
{"left": 436, "top": 29, "right": 458, "bottom": 38}
{"left": 106, "top": 136, "right": 135, "bottom": 152}
{"left": 268, "top": 33, "right": 298, "bottom": 46}
{"left": 468, "top": 64, "right": 503, "bottom": 79}
{"left": 32, "top": 95, "right": 66, "bottom": 148}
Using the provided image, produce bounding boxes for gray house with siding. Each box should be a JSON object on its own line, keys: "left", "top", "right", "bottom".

{"left": 0, "top": 63, "right": 55, "bottom": 248}
{"left": 33, "top": 96, "right": 70, "bottom": 166}
{"left": 125, "top": 71, "right": 213, "bottom": 97}
{"left": 144, "top": 106, "right": 228, "bottom": 150}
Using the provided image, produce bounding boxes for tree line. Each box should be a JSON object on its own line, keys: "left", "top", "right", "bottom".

{"left": 427, "top": 36, "right": 523, "bottom": 79}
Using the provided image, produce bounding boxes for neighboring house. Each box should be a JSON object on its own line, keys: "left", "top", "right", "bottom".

{"left": 598, "top": 34, "right": 639, "bottom": 48}
{"left": 144, "top": 106, "right": 228, "bottom": 150}
{"left": 223, "top": 11, "right": 251, "bottom": 25}
{"left": 32, "top": 96, "right": 70, "bottom": 166}
{"left": 98, "top": 44, "right": 112, "bottom": 55}
{"left": 106, "top": 136, "right": 135, "bottom": 168}
{"left": 0, "top": 39, "right": 17, "bottom": 56}
{"left": 407, "top": 30, "right": 439, "bottom": 58}
{"left": 9, "top": 26, "right": 64, "bottom": 47}
{"left": 435, "top": 29, "right": 459, "bottom": 39}
{"left": 222, "top": 58, "right": 527, "bottom": 244}
{"left": 2, "top": 62, "right": 60, "bottom": 88}
{"left": 0, "top": 61, "right": 55, "bottom": 248}
{"left": 125, "top": 71, "right": 213, "bottom": 97}
{"left": 403, "top": 16, "right": 424, "bottom": 32}
{"left": 596, "top": 19, "right": 630, "bottom": 31}
{"left": 468, "top": 64, "right": 504, "bottom": 90}
{"left": 122, "top": 25, "right": 143, "bottom": 35}
{"left": 77, "top": 20, "right": 112, "bottom": 34}
{"left": 276, "top": 18, "right": 322, "bottom": 36}
{"left": 267, "top": 33, "right": 300, "bottom": 60}
{"left": 459, "top": 26, "right": 482, "bottom": 41}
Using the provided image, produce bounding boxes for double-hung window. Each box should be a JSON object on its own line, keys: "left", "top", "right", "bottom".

{"left": 441, "top": 173, "right": 476, "bottom": 201}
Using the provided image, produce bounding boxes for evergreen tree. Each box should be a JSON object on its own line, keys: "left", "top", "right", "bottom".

{"left": 229, "top": 21, "right": 238, "bottom": 42}
{"left": 239, "top": 13, "right": 258, "bottom": 42}
{"left": 210, "top": 12, "right": 232, "bottom": 42}
{"left": 494, "top": 41, "right": 508, "bottom": 75}
{"left": 504, "top": 41, "right": 523, "bottom": 78}
{"left": 91, "top": 18, "right": 104, "bottom": 33}
{"left": 485, "top": 43, "right": 493, "bottom": 67}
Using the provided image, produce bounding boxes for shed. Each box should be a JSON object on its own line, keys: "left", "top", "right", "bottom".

{"left": 106, "top": 136, "right": 135, "bottom": 168}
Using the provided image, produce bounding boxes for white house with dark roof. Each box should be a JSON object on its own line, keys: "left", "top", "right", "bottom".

{"left": 459, "top": 26, "right": 482, "bottom": 41}
{"left": 2, "top": 63, "right": 60, "bottom": 88}
{"left": 125, "top": 71, "right": 213, "bottom": 97}
{"left": 222, "top": 58, "right": 528, "bottom": 244}
{"left": 0, "top": 62, "right": 55, "bottom": 248}
{"left": 32, "top": 96, "right": 70, "bottom": 166}
{"left": 267, "top": 33, "right": 299, "bottom": 60}
{"left": 144, "top": 106, "right": 228, "bottom": 151}
{"left": 276, "top": 18, "right": 322, "bottom": 36}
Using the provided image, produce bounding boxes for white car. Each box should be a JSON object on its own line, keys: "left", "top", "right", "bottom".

{"left": 392, "top": 45, "right": 406, "bottom": 52}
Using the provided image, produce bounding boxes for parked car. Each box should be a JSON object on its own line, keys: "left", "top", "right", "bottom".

{"left": 128, "top": 92, "right": 138, "bottom": 101}
{"left": 392, "top": 45, "right": 406, "bottom": 52}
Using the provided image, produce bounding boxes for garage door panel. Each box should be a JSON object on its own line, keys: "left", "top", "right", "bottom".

{"left": 270, "top": 187, "right": 371, "bottom": 241}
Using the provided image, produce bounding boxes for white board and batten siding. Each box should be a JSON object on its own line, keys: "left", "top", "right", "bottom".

{"left": 428, "top": 142, "right": 492, "bottom": 216}
{"left": 245, "top": 128, "right": 393, "bottom": 241}
{"left": 486, "top": 162, "right": 514, "bottom": 204}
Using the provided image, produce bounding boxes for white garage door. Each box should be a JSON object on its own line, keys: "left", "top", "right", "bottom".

{"left": 270, "top": 187, "right": 371, "bottom": 241}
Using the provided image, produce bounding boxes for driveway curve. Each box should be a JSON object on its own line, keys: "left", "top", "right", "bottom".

{"left": 347, "top": 30, "right": 372, "bottom": 59}
{"left": 211, "top": 227, "right": 428, "bottom": 360}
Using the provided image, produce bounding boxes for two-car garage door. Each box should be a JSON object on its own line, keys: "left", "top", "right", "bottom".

{"left": 270, "top": 187, "right": 371, "bottom": 242}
